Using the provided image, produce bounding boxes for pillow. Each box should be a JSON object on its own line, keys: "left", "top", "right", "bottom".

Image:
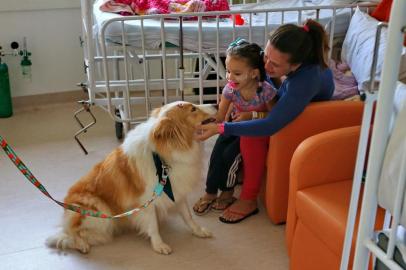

{"left": 394, "top": 81, "right": 406, "bottom": 115}
{"left": 371, "top": 0, "right": 393, "bottom": 22}
{"left": 341, "top": 7, "right": 406, "bottom": 91}
{"left": 378, "top": 84, "right": 406, "bottom": 228}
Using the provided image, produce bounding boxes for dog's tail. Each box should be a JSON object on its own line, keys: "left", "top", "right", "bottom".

{"left": 46, "top": 209, "right": 115, "bottom": 254}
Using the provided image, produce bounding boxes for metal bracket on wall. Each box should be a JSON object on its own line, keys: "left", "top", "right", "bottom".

{"left": 77, "top": 82, "right": 88, "bottom": 93}
{"left": 74, "top": 100, "right": 96, "bottom": 155}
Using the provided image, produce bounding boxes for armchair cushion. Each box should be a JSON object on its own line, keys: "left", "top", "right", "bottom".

{"left": 296, "top": 180, "right": 353, "bottom": 256}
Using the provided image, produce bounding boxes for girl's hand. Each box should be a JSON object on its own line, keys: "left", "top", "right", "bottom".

{"left": 231, "top": 111, "right": 253, "bottom": 122}
{"left": 195, "top": 122, "right": 219, "bottom": 141}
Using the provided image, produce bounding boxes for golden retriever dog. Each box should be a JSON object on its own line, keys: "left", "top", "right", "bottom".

{"left": 46, "top": 101, "right": 216, "bottom": 255}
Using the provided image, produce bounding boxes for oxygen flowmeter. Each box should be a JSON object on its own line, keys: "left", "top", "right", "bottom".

{"left": 0, "top": 39, "right": 33, "bottom": 118}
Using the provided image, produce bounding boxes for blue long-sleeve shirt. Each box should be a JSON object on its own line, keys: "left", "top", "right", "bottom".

{"left": 223, "top": 64, "right": 335, "bottom": 137}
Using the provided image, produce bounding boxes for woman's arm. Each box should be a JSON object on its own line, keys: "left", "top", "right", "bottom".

{"left": 196, "top": 69, "right": 322, "bottom": 140}
{"left": 195, "top": 66, "right": 329, "bottom": 140}
{"left": 223, "top": 76, "right": 320, "bottom": 137}
{"left": 195, "top": 87, "right": 312, "bottom": 140}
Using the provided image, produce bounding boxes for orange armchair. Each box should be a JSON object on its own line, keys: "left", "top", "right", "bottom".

{"left": 265, "top": 100, "right": 364, "bottom": 224}
{"left": 286, "top": 126, "right": 384, "bottom": 270}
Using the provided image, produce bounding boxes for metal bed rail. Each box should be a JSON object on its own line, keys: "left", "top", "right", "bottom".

{"left": 92, "top": 2, "right": 375, "bottom": 124}
{"left": 351, "top": 0, "right": 406, "bottom": 269}
{"left": 339, "top": 20, "right": 388, "bottom": 270}
{"left": 76, "top": 1, "right": 376, "bottom": 149}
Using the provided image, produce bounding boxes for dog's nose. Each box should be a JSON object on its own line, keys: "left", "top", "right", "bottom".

{"left": 212, "top": 104, "right": 219, "bottom": 110}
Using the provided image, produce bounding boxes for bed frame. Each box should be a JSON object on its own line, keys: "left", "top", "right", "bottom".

{"left": 76, "top": 0, "right": 376, "bottom": 152}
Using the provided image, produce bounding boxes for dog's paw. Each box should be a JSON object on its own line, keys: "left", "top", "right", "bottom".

{"left": 76, "top": 241, "right": 91, "bottom": 254}
{"left": 192, "top": 226, "right": 212, "bottom": 238}
{"left": 64, "top": 235, "right": 91, "bottom": 254}
{"left": 46, "top": 233, "right": 91, "bottom": 254}
{"left": 152, "top": 242, "right": 172, "bottom": 255}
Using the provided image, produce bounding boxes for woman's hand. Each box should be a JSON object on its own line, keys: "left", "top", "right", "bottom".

{"left": 195, "top": 122, "right": 219, "bottom": 141}
{"left": 231, "top": 111, "right": 253, "bottom": 122}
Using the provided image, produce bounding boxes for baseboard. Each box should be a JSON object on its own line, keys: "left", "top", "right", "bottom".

{"left": 12, "top": 89, "right": 88, "bottom": 111}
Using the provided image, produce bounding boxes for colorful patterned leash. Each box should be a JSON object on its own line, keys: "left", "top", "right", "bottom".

{"left": 0, "top": 135, "right": 166, "bottom": 219}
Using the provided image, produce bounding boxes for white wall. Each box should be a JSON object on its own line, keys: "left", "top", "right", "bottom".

{"left": 0, "top": 3, "right": 84, "bottom": 97}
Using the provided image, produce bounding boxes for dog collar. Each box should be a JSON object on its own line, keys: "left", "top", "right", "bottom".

{"left": 152, "top": 152, "right": 175, "bottom": 202}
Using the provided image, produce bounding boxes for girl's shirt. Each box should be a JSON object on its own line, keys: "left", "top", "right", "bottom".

{"left": 222, "top": 80, "right": 277, "bottom": 115}
{"left": 223, "top": 64, "right": 335, "bottom": 137}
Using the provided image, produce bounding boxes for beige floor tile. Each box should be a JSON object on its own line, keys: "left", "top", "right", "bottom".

{"left": 0, "top": 102, "right": 289, "bottom": 270}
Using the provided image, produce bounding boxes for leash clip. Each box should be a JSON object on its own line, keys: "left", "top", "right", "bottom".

{"left": 161, "top": 165, "right": 169, "bottom": 184}
{"left": 155, "top": 165, "right": 169, "bottom": 196}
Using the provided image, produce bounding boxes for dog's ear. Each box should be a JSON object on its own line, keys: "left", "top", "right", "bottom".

{"left": 152, "top": 117, "right": 191, "bottom": 150}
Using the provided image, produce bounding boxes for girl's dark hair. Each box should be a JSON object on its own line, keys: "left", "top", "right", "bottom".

{"left": 268, "top": 19, "right": 329, "bottom": 69}
{"left": 226, "top": 42, "right": 266, "bottom": 82}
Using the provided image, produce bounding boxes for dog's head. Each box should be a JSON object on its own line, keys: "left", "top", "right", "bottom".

{"left": 150, "top": 101, "right": 217, "bottom": 153}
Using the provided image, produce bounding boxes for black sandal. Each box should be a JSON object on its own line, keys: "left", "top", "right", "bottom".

{"left": 219, "top": 208, "right": 259, "bottom": 224}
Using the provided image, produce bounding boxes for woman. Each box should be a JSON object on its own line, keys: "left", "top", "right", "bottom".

{"left": 195, "top": 19, "right": 335, "bottom": 223}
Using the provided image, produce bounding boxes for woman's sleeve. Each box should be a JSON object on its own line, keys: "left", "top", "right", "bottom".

{"left": 223, "top": 77, "right": 320, "bottom": 137}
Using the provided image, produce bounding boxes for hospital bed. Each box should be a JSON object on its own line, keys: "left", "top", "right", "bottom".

{"left": 76, "top": 0, "right": 376, "bottom": 152}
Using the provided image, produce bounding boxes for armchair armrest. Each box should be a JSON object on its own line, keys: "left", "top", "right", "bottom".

{"left": 291, "top": 125, "right": 361, "bottom": 190}
{"left": 286, "top": 125, "right": 361, "bottom": 254}
{"left": 265, "top": 100, "right": 364, "bottom": 224}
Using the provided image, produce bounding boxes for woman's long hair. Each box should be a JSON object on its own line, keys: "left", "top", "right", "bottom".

{"left": 268, "top": 19, "right": 329, "bottom": 69}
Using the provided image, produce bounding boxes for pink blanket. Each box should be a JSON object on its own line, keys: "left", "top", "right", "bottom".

{"left": 330, "top": 59, "right": 359, "bottom": 100}
{"left": 100, "top": 0, "right": 230, "bottom": 16}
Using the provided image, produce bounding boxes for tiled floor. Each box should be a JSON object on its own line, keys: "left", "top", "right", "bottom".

{"left": 0, "top": 102, "right": 289, "bottom": 270}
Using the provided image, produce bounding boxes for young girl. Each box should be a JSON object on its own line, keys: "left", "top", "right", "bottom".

{"left": 193, "top": 38, "right": 276, "bottom": 223}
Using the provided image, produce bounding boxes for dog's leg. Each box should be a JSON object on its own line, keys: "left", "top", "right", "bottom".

{"left": 177, "top": 200, "right": 212, "bottom": 238}
{"left": 141, "top": 206, "right": 172, "bottom": 255}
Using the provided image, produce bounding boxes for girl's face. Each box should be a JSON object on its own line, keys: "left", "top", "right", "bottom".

{"left": 225, "top": 55, "right": 259, "bottom": 90}
{"left": 263, "top": 41, "right": 300, "bottom": 78}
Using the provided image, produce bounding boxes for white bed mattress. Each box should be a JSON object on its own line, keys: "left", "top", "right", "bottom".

{"left": 93, "top": 0, "right": 356, "bottom": 52}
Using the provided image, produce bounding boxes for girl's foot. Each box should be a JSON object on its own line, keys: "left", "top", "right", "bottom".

{"left": 193, "top": 193, "right": 217, "bottom": 216}
{"left": 211, "top": 190, "right": 236, "bottom": 212}
{"left": 219, "top": 199, "right": 259, "bottom": 224}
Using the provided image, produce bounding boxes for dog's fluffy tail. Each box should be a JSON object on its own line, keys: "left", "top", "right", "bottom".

{"left": 46, "top": 214, "right": 115, "bottom": 254}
